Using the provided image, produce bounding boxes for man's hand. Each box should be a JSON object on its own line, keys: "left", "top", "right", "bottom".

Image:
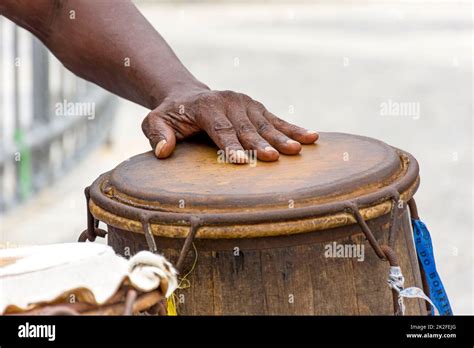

{"left": 142, "top": 88, "right": 318, "bottom": 162}
{"left": 2, "top": 0, "right": 318, "bottom": 163}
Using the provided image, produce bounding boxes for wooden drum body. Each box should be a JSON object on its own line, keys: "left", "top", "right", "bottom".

{"left": 82, "top": 132, "right": 427, "bottom": 315}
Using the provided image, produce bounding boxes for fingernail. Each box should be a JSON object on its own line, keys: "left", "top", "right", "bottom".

{"left": 286, "top": 139, "right": 299, "bottom": 145}
{"left": 306, "top": 130, "right": 319, "bottom": 135}
{"left": 264, "top": 146, "right": 278, "bottom": 153}
{"left": 155, "top": 140, "right": 167, "bottom": 157}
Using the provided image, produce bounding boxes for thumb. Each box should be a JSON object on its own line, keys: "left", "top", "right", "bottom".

{"left": 141, "top": 111, "right": 176, "bottom": 159}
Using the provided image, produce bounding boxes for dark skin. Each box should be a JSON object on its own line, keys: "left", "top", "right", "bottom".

{"left": 1, "top": 0, "right": 319, "bottom": 163}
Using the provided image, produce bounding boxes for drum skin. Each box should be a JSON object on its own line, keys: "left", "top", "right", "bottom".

{"left": 88, "top": 132, "right": 427, "bottom": 315}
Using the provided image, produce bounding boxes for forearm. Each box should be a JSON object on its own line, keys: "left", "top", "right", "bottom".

{"left": 1, "top": 0, "right": 208, "bottom": 109}
{"left": 1, "top": 0, "right": 318, "bottom": 162}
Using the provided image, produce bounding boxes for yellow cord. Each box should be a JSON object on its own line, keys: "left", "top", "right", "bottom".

{"left": 166, "top": 294, "right": 177, "bottom": 316}
{"left": 166, "top": 242, "right": 198, "bottom": 316}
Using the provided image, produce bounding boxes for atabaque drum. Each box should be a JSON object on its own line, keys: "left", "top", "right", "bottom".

{"left": 81, "top": 132, "right": 428, "bottom": 315}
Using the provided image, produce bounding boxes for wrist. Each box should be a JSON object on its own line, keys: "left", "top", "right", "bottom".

{"left": 149, "top": 77, "right": 210, "bottom": 109}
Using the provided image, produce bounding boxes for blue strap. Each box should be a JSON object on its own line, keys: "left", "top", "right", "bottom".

{"left": 411, "top": 218, "right": 453, "bottom": 315}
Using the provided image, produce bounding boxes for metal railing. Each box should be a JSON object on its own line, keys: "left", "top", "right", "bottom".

{"left": 0, "top": 17, "right": 117, "bottom": 212}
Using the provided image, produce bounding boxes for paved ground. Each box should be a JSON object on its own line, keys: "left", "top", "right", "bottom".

{"left": 1, "top": 1, "right": 472, "bottom": 313}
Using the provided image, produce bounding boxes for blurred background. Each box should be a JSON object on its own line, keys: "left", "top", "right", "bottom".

{"left": 0, "top": 1, "right": 472, "bottom": 314}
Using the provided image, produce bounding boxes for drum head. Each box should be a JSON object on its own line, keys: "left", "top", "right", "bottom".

{"left": 89, "top": 132, "right": 419, "bottom": 238}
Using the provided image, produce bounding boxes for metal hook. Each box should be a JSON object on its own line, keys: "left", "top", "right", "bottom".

{"left": 175, "top": 216, "right": 201, "bottom": 274}
{"left": 141, "top": 215, "right": 158, "bottom": 253}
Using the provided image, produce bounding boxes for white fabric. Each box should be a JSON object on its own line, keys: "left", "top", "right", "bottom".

{"left": 0, "top": 243, "right": 177, "bottom": 313}
{"left": 387, "top": 266, "right": 439, "bottom": 316}
{"left": 128, "top": 251, "right": 178, "bottom": 297}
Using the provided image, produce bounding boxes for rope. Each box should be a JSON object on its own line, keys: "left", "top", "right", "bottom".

{"left": 166, "top": 242, "right": 198, "bottom": 315}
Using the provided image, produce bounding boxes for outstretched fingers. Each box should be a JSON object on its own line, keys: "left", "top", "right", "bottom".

{"left": 225, "top": 106, "right": 279, "bottom": 162}
{"left": 246, "top": 103, "right": 303, "bottom": 155}
{"left": 197, "top": 107, "right": 249, "bottom": 164}
{"left": 263, "top": 110, "right": 319, "bottom": 145}
{"left": 142, "top": 91, "right": 318, "bottom": 164}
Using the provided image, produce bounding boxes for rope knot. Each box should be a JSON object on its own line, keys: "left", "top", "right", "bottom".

{"left": 388, "top": 266, "right": 405, "bottom": 293}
